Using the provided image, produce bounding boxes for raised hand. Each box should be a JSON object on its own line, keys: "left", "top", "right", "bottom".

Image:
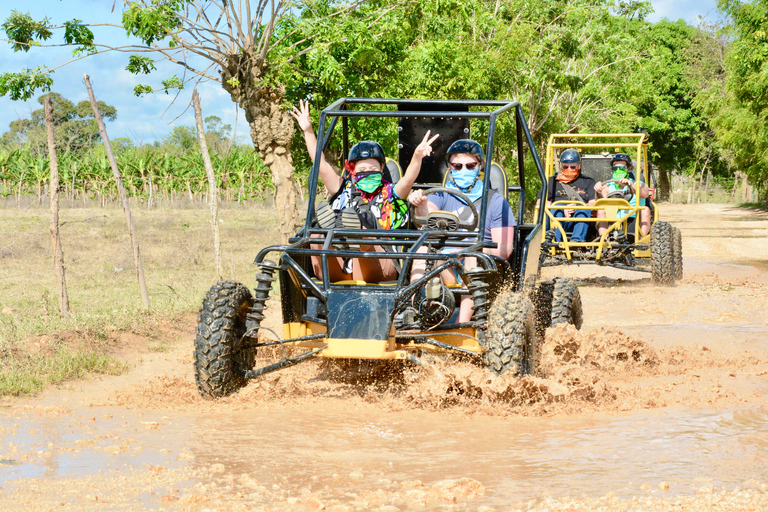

{"left": 289, "top": 99, "right": 313, "bottom": 132}
{"left": 412, "top": 130, "right": 440, "bottom": 160}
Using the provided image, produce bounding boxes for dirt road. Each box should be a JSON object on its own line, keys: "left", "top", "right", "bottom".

{"left": 1, "top": 203, "right": 767, "bottom": 511}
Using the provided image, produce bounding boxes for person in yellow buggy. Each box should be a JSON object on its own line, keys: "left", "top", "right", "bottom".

{"left": 594, "top": 152, "right": 652, "bottom": 238}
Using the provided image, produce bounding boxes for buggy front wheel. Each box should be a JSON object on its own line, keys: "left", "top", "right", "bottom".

{"left": 483, "top": 292, "right": 538, "bottom": 376}
{"left": 651, "top": 221, "right": 675, "bottom": 286}
{"left": 194, "top": 281, "right": 255, "bottom": 399}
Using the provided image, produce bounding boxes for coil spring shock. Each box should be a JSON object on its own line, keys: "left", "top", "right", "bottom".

{"left": 466, "top": 278, "right": 489, "bottom": 327}
{"left": 247, "top": 259, "right": 278, "bottom": 331}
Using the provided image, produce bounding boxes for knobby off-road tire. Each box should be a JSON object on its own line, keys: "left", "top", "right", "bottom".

{"left": 534, "top": 280, "right": 554, "bottom": 339}
{"left": 550, "top": 278, "right": 584, "bottom": 329}
{"left": 673, "top": 226, "right": 683, "bottom": 281}
{"left": 651, "top": 221, "right": 675, "bottom": 286}
{"left": 484, "top": 291, "right": 537, "bottom": 377}
{"left": 194, "top": 281, "right": 255, "bottom": 399}
{"left": 535, "top": 278, "right": 583, "bottom": 337}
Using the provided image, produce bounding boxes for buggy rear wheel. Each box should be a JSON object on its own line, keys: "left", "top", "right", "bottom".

{"left": 535, "top": 278, "right": 583, "bottom": 335}
{"left": 484, "top": 291, "right": 537, "bottom": 376}
{"left": 651, "top": 221, "right": 675, "bottom": 286}
{"left": 194, "top": 281, "right": 255, "bottom": 399}
{"left": 550, "top": 278, "right": 583, "bottom": 329}
{"left": 673, "top": 226, "right": 683, "bottom": 281}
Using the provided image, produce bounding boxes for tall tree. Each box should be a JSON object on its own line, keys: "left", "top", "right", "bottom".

{"left": 0, "top": 2, "right": 373, "bottom": 242}
{"left": 630, "top": 20, "right": 704, "bottom": 200}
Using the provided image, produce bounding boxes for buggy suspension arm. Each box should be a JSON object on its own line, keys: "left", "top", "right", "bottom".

{"left": 396, "top": 333, "right": 484, "bottom": 357}
{"left": 244, "top": 346, "right": 327, "bottom": 379}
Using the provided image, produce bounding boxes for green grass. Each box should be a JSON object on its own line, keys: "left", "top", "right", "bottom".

{"left": 0, "top": 200, "right": 282, "bottom": 396}
{"left": 0, "top": 342, "right": 127, "bottom": 396}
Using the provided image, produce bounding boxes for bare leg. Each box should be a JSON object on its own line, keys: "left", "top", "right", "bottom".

{"left": 354, "top": 243, "right": 397, "bottom": 282}
{"left": 639, "top": 206, "right": 651, "bottom": 236}
{"left": 309, "top": 233, "right": 351, "bottom": 282}
{"left": 596, "top": 209, "right": 608, "bottom": 235}
{"left": 439, "top": 256, "right": 476, "bottom": 322}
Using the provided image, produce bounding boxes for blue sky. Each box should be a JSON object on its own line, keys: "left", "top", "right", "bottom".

{"left": 1, "top": 0, "right": 721, "bottom": 146}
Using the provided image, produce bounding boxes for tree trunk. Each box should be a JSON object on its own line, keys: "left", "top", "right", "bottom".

{"left": 221, "top": 57, "right": 298, "bottom": 243}
{"left": 192, "top": 90, "right": 223, "bottom": 279}
{"left": 657, "top": 164, "right": 671, "bottom": 201}
{"left": 45, "top": 96, "right": 71, "bottom": 319}
{"left": 84, "top": 74, "right": 151, "bottom": 309}
{"left": 703, "top": 165, "right": 712, "bottom": 203}
{"left": 148, "top": 174, "right": 154, "bottom": 210}
{"left": 730, "top": 172, "right": 740, "bottom": 202}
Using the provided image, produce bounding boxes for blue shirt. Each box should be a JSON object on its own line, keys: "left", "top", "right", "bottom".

{"left": 429, "top": 192, "right": 516, "bottom": 244}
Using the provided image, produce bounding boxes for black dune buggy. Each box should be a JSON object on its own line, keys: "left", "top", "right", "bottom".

{"left": 193, "top": 99, "right": 584, "bottom": 399}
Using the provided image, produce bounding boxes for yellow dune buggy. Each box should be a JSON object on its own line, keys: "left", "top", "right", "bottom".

{"left": 193, "top": 98, "right": 585, "bottom": 399}
{"left": 538, "top": 133, "right": 683, "bottom": 285}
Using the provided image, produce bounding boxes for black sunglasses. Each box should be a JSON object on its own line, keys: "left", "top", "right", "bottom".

{"left": 449, "top": 162, "right": 479, "bottom": 171}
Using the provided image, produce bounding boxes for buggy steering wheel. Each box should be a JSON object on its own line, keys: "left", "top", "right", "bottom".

{"left": 412, "top": 187, "right": 480, "bottom": 231}
{"left": 601, "top": 179, "right": 635, "bottom": 201}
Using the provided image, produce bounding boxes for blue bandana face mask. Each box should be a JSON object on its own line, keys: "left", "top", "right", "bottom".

{"left": 451, "top": 168, "right": 480, "bottom": 190}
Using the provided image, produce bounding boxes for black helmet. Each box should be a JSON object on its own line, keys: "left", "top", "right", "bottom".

{"left": 560, "top": 148, "right": 581, "bottom": 164}
{"left": 348, "top": 141, "right": 386, "bottom": 166}
{"left": 445, "top": 139, "right": 484, "bottom": 163}
{"left": 610, "top": 153, "right": 633, "bottom": 169}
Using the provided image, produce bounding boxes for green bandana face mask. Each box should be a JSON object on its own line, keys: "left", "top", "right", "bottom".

{"left": 612, "top": 166, "right": 629, "bottom": 180}
{"left": 354, "top": 173, "right": 383, "bottom": 193}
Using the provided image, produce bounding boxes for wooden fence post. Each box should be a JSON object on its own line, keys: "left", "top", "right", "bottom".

{"left": 192, "top": 90, "right": 223, "bottom": 279}
{"left": 45, "top": 96, "right": 71, "bottom": 318}
{"left": 83, "top": 74, "right": 151, "bottom": 309}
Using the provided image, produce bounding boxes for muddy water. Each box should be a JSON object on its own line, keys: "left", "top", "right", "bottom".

{"left": 2, "top": 203, "right": 768, "bottom": 510}
{"left": 3, "top": 401, "right": 768, "bottom": 508}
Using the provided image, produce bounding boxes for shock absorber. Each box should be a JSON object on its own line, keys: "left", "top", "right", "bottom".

{"left": 466, "top": 277, "right": 489, "bottom": 326}
{"left": 247, "top": 259, "right": 278, "bottom": 331}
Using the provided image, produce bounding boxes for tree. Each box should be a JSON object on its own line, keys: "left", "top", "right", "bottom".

{"left": 0, "top": 2, "right": 377, "bottom": 242}
{"left": 629, "top": 20, "right": 705, "bottom": 200}
{"left": 716, "top": 0, "right": 768, "bottom": 195}
{"left": 1, "top": 92, "right": 116, "bottom": 156}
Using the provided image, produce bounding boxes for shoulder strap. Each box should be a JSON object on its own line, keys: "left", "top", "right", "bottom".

{"left": 559, "top": 182, "right": 584, "bottom": 202}
{"left": 458, "top": 190, "right": 497, "bottom": 222}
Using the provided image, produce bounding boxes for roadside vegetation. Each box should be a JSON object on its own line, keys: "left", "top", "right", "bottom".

{"left": 0, "top": 204, "right": 281, "bottom": 396}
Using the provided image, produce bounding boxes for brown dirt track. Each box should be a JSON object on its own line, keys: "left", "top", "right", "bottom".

{"left": 1, "top": 202, "right": 768, "bottom": 511}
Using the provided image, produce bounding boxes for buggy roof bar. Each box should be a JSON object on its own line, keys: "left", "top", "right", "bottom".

{"left": 322, "top": 98, "right": 520, "bottom": 119}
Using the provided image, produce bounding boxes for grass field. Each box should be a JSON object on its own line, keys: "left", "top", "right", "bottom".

{"left": 0, "top": 199, "right": 282, "bottom": 396}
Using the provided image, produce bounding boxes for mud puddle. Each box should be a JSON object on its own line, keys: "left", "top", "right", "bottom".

{"left": 2, "top": 400, "right": 768, "bottom": 509}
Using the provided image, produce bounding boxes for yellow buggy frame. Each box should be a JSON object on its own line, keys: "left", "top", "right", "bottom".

{"left": 538, "top": 133, "right": 681, "bottom": 285}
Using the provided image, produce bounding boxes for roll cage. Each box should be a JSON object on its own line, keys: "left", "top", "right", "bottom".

{"left": 255, "top": 98, "right": 546, "bottom": 339}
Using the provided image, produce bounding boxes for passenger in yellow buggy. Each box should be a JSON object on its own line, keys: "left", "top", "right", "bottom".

{"left": 290, "top": 99, "right": 438, "bottom": 283}
{"left": 594, "top": 153, "right": 652, "bottom": 237}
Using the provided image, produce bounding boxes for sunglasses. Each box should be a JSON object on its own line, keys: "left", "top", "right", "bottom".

{"left": 612, "top": 165, "right": 628, "bottom": 171}
{"left": 449, "top": 162, "right": 480, "bottom": 171}
{"left": 561, "top": 164, "right": 579, "bottom": 170}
